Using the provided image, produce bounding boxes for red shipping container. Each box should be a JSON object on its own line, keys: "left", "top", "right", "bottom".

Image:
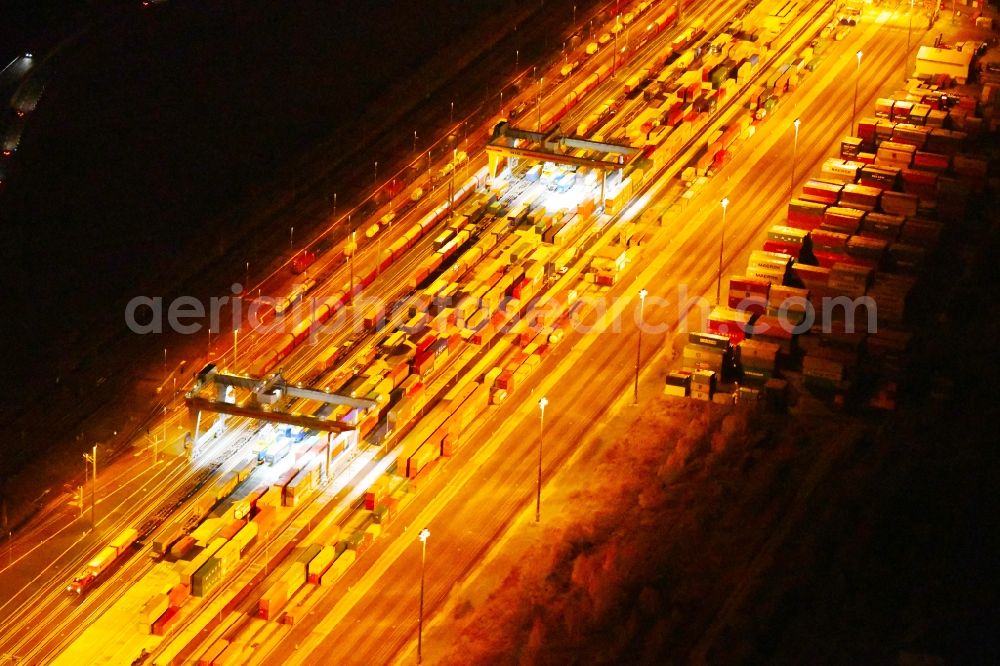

{"left": 786, "top": 216, "right": 820, "bottom": 231}
{"left": 813, "top": 250, "right": 844, "bottom": 269}
{"left": 496, "top": 371, "right": 515, "bottom": 391}
{"left": 913, "top": 152, "right": 949, "bottom": 171}
{"left": 415, "top": 333, "right": 437, "bottom": 355}
{"left": 152, "top": 607, "right": 180, "bottom": 637}
{"left": 857, "top": 118, "right": 877, "bottom": 144}
{"left": 161, "top": 605, "right": 182, "bottom": 634}
{"left": 169, "top": 535, "right": 196, "bottom": 560}
{"left": 802, "top": 181, "right": 841, "bottom": 205}
{"left": 810, "top": 230, "right": 849, "bottom": 251}
{"left": 748, "top": 315, "right": 794, "bottom": 342}
{"left": 791, "top": 263, "right": 830, "bottom": 287}
{"left": 902, "top": 168, "right": 937, "bottom": 186}
{"left": 291, "top": 250, "right": 316, "bottom": 274}
{"left": 763, "top": 241, "right": 802, "bottom": 258}
{"left": 219, "top": 518, "right": 247, "bottom": 541}
{"left": 835, "top": 254, "right": 879, "bottom": 270}
{"left": 512, "top": 278, "right": 534, "bottom": 300}
{"left": 729, "top": 276, "right": 770, "bottom": 296}
{"left": 707, "top": 319, "right": 747, "bottom": 345}
{"left": 412, "top": 350, "right": 435, "bottom": 376}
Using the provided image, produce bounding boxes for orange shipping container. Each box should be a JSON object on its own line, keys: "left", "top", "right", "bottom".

{"left": 212, "top": 641, "right": 246, "bottom": 665}
{"left": 168, "top": 583, "right": 190, "bottom": 608}
{"left": 252, "top": 505, "right": 277, "bottom": 533}
{"left": 218, "top": 518, "right": 247, "bottom": 541}
{"left": 198, "top": 639, "right": 230, "bottom": 666}
{"left": 258, "top": 581, "right": 289, "bottom": 620}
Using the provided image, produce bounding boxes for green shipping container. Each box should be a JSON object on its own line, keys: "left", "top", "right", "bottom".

{"left": 191, "top": 557, "right": 223, "bottom": 597}
{"left": 297, "top": 543, "right": 323, "bottom": 565}
{"left": 741, "top": 368, "right": 772, "bottom": 386}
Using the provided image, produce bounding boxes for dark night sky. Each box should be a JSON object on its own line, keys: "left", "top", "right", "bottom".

{"left": 0, "top": 0, "right": 518, "bottom": 426}
{"left": 0, "top": 0, "right": 99, "bottom": 62}
{"left": 3, "top": 0, "right": 404, "bottom": 311}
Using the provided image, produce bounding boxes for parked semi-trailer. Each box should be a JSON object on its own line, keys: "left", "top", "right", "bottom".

{"left": 67, "top": 527, "right": 138, "bottom": 594}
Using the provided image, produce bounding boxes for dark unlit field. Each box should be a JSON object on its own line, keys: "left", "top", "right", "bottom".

{"left": 0, "top": 0, "right": 601, "bottom": 520}
{"left": 438, "top": 389, "right": 1000, "bottom": 664}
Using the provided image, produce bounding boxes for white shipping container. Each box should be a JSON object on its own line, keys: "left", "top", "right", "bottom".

{"left": 191, "top": 518, "right": 226, "bottom": 547}
{"left": 308, "top": 545, "right": 338, "bottom": 583}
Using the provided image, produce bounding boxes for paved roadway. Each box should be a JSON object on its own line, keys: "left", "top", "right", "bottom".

{"left": 0, "top": 0, "right": 664, "bottom": 661}
{"left": 0, "top": 0, "right": 608, "bottom": 612}
{"left": 0, "top": 0, "right": 928, "bottom": 660}
{"left": 254, "top": 8, "right": 924, "bottom": 666}
{"left": 0, "top": 426, "right": 258, "bottom": 662}
{"left": 150, "top": 0, "right": 851, "bottom": 660}
{"left": 140, "top": 0, "right": 776, "bottom": 659}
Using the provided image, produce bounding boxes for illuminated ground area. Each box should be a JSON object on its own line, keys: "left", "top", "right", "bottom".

{"left": 0, "top": 1, "right": 996, "bottom": 661}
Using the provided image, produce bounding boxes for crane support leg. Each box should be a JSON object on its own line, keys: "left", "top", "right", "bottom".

{"left": 192, "top": 409, "right": 202, "bottom": 455}
{"left": 488, "top": 151, "right": 503, "bottom": 179}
